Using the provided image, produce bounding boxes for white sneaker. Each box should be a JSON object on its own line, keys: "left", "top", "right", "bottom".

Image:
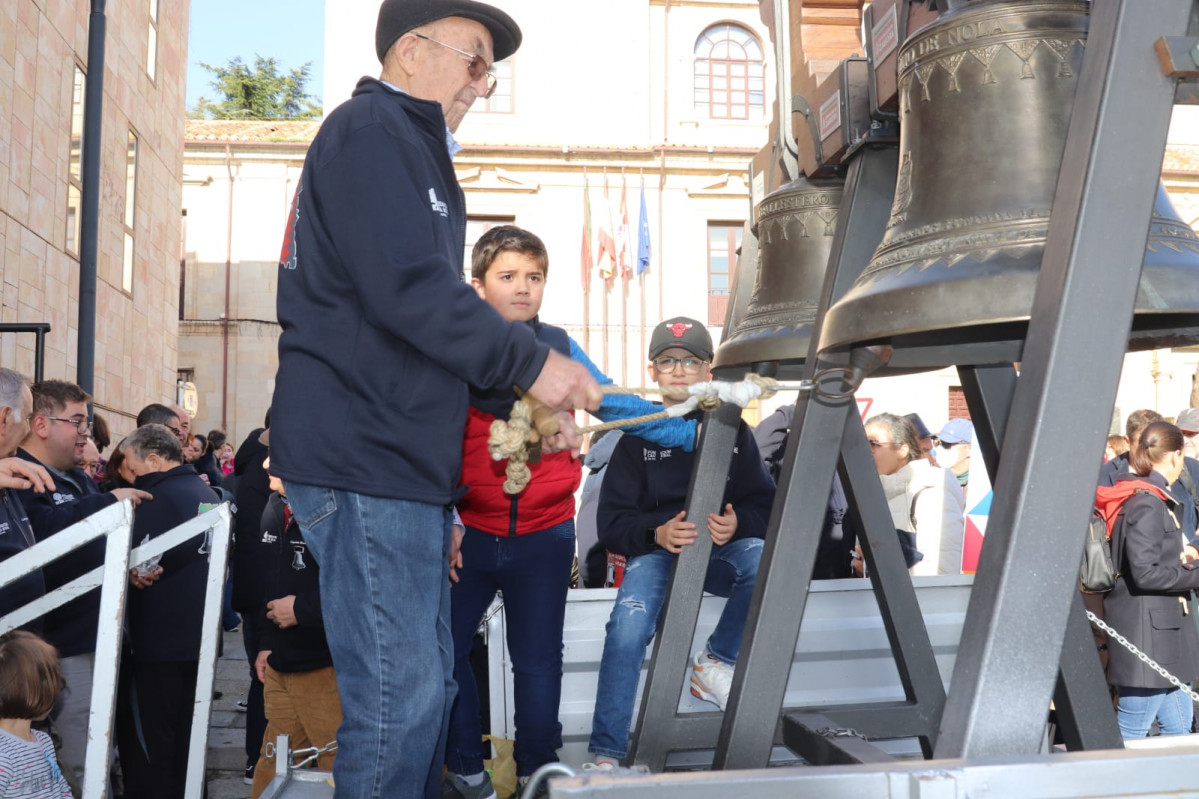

{"left": 689, "top": 649, "right": 735, "bottom": 710}
{"left": 582, "top": 760, "right": 617, "bottom": 772}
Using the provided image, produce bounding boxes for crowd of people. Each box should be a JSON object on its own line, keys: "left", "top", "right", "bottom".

{"left": 7, "top": 1, "right": 1198, "bottom": 798}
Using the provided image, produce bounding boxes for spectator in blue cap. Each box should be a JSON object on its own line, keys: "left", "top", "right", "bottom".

{"left": 937, "top": 419, "right": 973, "bottom": 488}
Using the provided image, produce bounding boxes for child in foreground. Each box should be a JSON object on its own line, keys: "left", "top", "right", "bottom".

{"left": 0, "top": 630, "right": 73, "bottom": 798}
{"left": 587, "top": 317, "right": 776, "bottom": 768}
{"left": 445, "top": 226, "right": 697, "bottom": 799}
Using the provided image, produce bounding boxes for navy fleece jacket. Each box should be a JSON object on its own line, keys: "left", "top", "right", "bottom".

{"left": 16, "top": 449, "right": 117, "bottom": 656}
{"left": 597, "top": 411, "right": 776, "bottom": 559}
{"left": 271, "top": 78, "right": 547, "bottom": 504}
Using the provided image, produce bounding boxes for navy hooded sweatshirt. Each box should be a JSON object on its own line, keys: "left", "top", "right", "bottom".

{"left": 0, "top": 488, "right": 43, "bottom": 633}
{"left": 597, "top": 411, "right": 776, "bottom": 558}
{"left": 16, "top": 448, "right": 117, "bottom": 657}
{"left": 126, "top": 464, "right": 222, "bottom": 663}
{"left": 270, "top": 78, "right": 548, "bottom": 504}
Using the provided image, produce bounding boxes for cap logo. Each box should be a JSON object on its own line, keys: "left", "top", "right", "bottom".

{"left": 668, "top": 322, "right": 692, "bottom": 338}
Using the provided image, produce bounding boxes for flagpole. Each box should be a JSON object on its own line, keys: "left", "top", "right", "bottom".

{"left": 602, "top": 167, "right": 610, "bottom": 374}
{"left": 639, "top": 169, "right": 647, "bottom": 379}
{"left": 582, "top": 168, "right": 591, "bottom": 356}
{"left": 619, "top": 168, "right": 629, "bottom": 387}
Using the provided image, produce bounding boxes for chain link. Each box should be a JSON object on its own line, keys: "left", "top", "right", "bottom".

{"left": 1085, "top": 610, "right": 1199, "bottom": 702}
{"left": 815, "top": 726, "right": 865, "bottom": 739}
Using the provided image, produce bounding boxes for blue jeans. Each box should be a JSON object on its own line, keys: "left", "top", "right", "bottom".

{"left": 588, "top": 537, "right": 763, "bottom": 760}
{"left": 1116, "top": 685, "right": 1194, "bottom": 738}
{"left": 285, "top": 482, "right": 455, "bottom": 799}
{"left": 445, "top": 522, "right": 575, "bottom": 778}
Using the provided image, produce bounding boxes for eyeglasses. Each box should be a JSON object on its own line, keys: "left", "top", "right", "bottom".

{"left": 868, "top": 439, "right": 899, "bottom": 450}
{"left": 652, "top": 356, "right": 707, "bottom": 374}
{"left": 412, "top": 33, "right": 498, "bottom": 99}
{"left": 45, "top": 416, "right": 91, "bottom": 435}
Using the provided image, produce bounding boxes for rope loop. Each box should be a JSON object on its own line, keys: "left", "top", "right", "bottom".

{"left": 487, "top": 374, "right": 781, "bottom": 495}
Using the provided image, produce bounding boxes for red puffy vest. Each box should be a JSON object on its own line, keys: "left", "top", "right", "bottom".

{"left": 457, "top": 406, "right": 582, "bottom": 535}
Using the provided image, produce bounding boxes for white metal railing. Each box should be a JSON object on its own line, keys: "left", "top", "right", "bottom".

{"left": 0, "top": 499, "right": 233, "bottom": 799}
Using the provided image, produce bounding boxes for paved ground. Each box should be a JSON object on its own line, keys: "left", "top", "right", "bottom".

{"left": 207, "top": 627, "right": 254, "bottom": 799}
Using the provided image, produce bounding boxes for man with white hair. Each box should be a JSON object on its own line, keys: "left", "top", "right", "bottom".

{"left": 269, "top": 1, "right": 600, "bottom": 795}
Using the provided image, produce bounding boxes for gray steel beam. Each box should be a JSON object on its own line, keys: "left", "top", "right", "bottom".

{"left": 838, "top": 414, "right": 946, "bottom": 756}
{"left": 957, "top": 363, "right": 1121, "bottom": 752}
{"left": 1052, "top": 593, "right": 1123, "bottom": 751}
{"left": 956, "top": 364, "right": 1017, "bottom": 481}
{"left": 627, "top": 401, "right": 745, "bottom": 769}
{"left": 713, "top": 146, "right": 900, "bottom": 771}
{"left": 545, "top": 748, "right": 1199, "bottom": 798}
{"left": 934, "top": 0, "right": 1192, "bottom": 758}
{"left": 782, "top": 713, "right": 895, "bottom": 766}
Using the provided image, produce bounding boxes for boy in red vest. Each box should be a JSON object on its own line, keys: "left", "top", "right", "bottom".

{"left": 444, "top": 226, "right": 696, "bottom": 799}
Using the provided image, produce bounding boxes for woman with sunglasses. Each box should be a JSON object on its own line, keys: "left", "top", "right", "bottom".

{"left": 862, "top": 413, "right": 966, "bottom": 576}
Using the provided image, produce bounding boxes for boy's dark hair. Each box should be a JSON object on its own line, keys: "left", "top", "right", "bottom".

{"left": 31, "top": 380, "right": 90, "bottom": 418}
{"left": 471, "top": 225, "right": 549, "bottom": 281}
{"left": 0, "top": 630, "right": 64, "bottom": 720}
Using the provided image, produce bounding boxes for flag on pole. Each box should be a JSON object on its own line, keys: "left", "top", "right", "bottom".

{"left": 617, "top": 177, "right": 631, "bottom": 282}
{"left": 596, "top": 173, "right": 617, "bottom": 283}
{"left": 581, "top": 174, "right": 593, "bottom": 290}
{"left": 636, "top": 180, "right": 651, "bottom": 276}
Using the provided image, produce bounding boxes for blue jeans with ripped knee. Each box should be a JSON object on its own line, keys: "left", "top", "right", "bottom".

{"left": 587, "top": 537, "right": 763, "bottom": 760}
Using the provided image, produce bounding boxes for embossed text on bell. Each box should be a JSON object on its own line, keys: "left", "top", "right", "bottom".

{"left": 817, "top": 0, "right": 1199, "bottom": 370}
{"left": 712, "top": 176, "right": 844, "bottom": 380}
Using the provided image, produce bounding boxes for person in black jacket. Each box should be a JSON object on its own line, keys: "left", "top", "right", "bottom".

{"left": 268, "top": 3, "right": 600, "bottom": 794}
{"left": 248, "top": 464, "right": 340, "bottom": 798}
{"left": 1104, "top": 421, "right": 1199, "bottom": 738}
{"left": 16, "top": 379, "right": 150, "bottom": 788}
{"left": 0, "top": 368, "right": 52, "bottom": 631}
{"left": 231, "top": 420, "right": 271, "bottom": 783}
{"left": 587, "top": 319, "right": 776, "bottom": 767}
{"left": 113, "top": 424, "right": 221, "bottom": 798}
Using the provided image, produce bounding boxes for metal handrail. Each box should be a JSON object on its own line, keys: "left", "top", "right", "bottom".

{"left": 0, "top": 500, "right": 233, "bottom": 799}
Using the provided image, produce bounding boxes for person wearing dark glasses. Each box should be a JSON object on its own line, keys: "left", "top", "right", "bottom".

{"left": 269, "top": 2, "right": 601, "bottom": 797}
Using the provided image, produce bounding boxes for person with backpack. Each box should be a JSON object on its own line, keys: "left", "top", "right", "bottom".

{"left": 1103, "top": 421, "right": 1199, "bottom": 738}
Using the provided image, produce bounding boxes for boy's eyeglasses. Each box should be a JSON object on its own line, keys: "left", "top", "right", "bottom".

{"left": 652, "top": 356, "right": 707, "bottom": 375}
{"left": 412, "top": 33, "right": 498, "bottom": 99}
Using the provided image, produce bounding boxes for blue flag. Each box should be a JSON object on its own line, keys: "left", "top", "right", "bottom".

{"left": 636, "top": 183, "right": 651, "bottom": 276}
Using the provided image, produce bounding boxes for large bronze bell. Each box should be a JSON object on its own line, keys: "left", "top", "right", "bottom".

{"left": 819, "top": 0, "right": 1199, "bottom": 369}
{"left": 712, "top": 177, "right": 844, "bottom": 379}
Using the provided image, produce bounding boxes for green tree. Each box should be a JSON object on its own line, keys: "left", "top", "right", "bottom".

{"left": 190, "top": 55, "right": 321, "bottom": 120}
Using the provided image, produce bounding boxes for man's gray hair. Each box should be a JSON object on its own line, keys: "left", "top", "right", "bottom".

{"left": 123, "top": 424, "right": 183, "bottom": 464}
{"left": 0, "top": 368, "right": 28, "bottom": 415}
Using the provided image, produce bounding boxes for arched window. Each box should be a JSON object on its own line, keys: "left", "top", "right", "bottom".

{"left": 694, "top": 24, "right": 765, "bottom": 120}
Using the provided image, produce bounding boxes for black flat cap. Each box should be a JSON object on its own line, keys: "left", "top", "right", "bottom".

{"left": 376, "top": 0, "right": 522, "bottom": 63}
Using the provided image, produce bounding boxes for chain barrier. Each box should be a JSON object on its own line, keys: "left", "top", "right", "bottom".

{"left": 1085, "top": 610, "right": 1199, "bottom": 702}
{"left": 263, "top": 737, "right": 339, "bottom": 769}
{"left": 815, "top": 726, "right": 866, "bottom": 739}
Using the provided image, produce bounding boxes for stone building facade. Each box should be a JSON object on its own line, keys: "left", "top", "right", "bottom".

{"left": 0, "top": 0, "right": 190, "bottom": 435}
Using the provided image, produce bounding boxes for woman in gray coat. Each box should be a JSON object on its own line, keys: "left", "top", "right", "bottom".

{"left": 1106, "top": 420, "right": 1199, "bottom": 738}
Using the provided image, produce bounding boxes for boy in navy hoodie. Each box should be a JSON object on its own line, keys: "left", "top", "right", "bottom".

{"left": 587, "top": 318, "right": 776, "bottom": 768}
{"left": 445, "top": 226, "right": 697, "bottom": 798}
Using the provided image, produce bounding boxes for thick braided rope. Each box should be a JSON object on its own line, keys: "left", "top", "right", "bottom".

{"left": 488, "top": 375, "right": 778, "bottom": 494}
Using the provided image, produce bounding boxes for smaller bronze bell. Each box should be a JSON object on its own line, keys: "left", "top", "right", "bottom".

{"left": 712, "top": 177, "right": 844, "bottom": 380}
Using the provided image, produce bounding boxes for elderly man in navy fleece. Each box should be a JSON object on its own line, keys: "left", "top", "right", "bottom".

{"left": 268, "top": 1, "right": 600, "bottom": 796}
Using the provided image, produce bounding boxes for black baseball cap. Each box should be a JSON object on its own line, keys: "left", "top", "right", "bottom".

{"left": 649, "top": 317, "right": 714, "bottom": 362}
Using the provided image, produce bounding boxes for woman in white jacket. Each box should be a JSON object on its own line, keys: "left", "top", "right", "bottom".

{"left": 864, "top": 413, "right": 967, "bottom": 576}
